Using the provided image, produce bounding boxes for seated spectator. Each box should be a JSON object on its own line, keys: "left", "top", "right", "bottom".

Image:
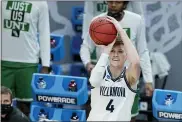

{"left": 1, "top": 86, "right": 30, "bottom": 122}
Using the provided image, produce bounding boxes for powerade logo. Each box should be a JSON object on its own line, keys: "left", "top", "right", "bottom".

{"left": 36, "top": 95, "right": 77, "bottom": 105}
{"left": 158, "top": 111, "right": 182, "bottom": 120}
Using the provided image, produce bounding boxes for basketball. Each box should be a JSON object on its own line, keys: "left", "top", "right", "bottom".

{"left": 89, "top": 17, "right": 118, "bottom": 45}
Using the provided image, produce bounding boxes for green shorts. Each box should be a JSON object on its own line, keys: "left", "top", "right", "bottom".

{"left": 131, "top": 92, "right": 140, "bottom": 117}
{"left": 1, "top": 61, "right": 38, "bottom": 101}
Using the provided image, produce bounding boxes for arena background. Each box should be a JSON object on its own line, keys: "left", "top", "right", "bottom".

{"left": 47, "top": 1, "right": 182, "bottom": 91}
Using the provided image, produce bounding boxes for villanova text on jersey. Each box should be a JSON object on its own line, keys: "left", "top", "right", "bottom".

{"left": 100, "top": 86, "right": 126, "bottom": 97}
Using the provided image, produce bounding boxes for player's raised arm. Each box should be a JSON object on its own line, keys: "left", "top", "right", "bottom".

{"left": 89, "top": 38, "right": 116, "bottom": 87}
{"left": 89, "top": 53, "right": 108, "bottom": 87}
{"left": 107, "top": 16, "right": 140, "bottom": 86}
{"left": 38, "top": 2, "right": 50, "bottom": 72}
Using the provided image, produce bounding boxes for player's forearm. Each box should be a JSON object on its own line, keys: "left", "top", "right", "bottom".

{"left": 136, "top": 38, "right": 153, "bottom": 83}
{"left": 40, "top": 42, "right": 50, "bottom": 67}
{"left": 80, "top": 43, "right": 92, "bottom": 66}
{"left": 80, "top": 34, "right": 96, "bottom": 66}
{"left": 140, "top": 51, "right": 153, "bottom": 83}
{"left": 39, "top": 2, "right": 50, "bottom": 67}
{"left": 89, "top": 53, "right": 108, "bottom": 87}
{"left": 137, "top": 18, "right": 153, "bottom": 83}
{"left": 39, "top": 26, "right": 50, "bottom": 67}
{"left": 119, "top": 29, "right": 140, "bottom": 64}
{"left": 39, "top": 31, "right": 50, "bottom": 67}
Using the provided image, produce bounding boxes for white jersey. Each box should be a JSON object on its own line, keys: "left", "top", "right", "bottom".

{"left": 2, "top": 1, "right": 50, "bottom": 66}
{"left": 88, "top": 66, "right": 137, "bottom": 121}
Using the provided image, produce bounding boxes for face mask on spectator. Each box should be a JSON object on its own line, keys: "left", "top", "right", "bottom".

{"left": 1, "top": 104, "right": 13, "bottom": 115}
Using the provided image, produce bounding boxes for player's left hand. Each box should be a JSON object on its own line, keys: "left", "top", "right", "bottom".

{"left": 106, "top": 16, "right": 123, "bottom": 32}
{"left": 145, "top": 83, "right": 154, "bottom": 96}
{"left": 40, "top": 66, "right": 49, "bottom": 74}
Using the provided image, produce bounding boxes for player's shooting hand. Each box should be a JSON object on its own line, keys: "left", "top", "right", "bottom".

{"left": 40, "top": 66, "right": 49, "bottom": 74}
{"left": 145, "top": 83, "right": 154, "bottom": 97}
{"left": 106, "top": 16, "right": 123, "bottom": 32}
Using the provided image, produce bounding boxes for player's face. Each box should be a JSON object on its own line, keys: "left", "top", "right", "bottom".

{"left": 109, "top": 44, "right": 126, "bottom": 67}
{"left": 107, "top": 1, "right": 125, "bottom": 14}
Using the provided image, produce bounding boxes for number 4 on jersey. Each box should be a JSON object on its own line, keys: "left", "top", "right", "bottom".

{"left": 106, "top": 99, "right": 115, "bottom": 112}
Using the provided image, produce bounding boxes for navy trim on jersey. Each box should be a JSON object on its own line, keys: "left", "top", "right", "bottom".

{"left": 107, "top": 66, "right": 125, "bottom": 82}
{"left": 103, "top": 70, "right": 106, "bottom": 79}
{"left": 107, "top": 66, "right": 137, "bottom": 93}
{"left": 107, "top": 66, "right": 126, "bottom": 82}
{"left": 123, "top": 68, "right": 138, "bottom": 93}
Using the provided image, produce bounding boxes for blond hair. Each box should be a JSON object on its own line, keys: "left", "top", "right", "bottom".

{"left": 113, "top": 33, "right": 124, "bottom": 47}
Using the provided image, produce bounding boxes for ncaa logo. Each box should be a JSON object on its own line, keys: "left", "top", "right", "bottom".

{"left": 106, "top": 75, "right": 111, "bottom": 79}
{"left": 105, "top": 75, "right": 111, "bottom": 81}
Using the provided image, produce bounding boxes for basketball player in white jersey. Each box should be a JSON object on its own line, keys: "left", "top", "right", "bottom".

{"left": 80, "top": 2, "right": 153, "bottom": 121}
{"left": 87, "top": 16, "right": 140, "bottom": 121}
